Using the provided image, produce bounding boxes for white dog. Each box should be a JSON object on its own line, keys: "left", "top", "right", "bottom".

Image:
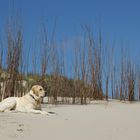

{"left": 0, "top": 85, "right": 48, "bottom": 115}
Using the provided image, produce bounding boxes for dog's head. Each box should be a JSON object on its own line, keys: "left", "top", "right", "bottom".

{"left": 30, "top": 85, "right": 45, "bottom": 98}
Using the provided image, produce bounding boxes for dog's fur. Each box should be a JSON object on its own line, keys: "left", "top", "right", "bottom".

{"left": 0, "top": 85, "right": 48, "bottom": 115}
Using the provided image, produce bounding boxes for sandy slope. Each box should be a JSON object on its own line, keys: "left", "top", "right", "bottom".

{"left": 0, "top": 101, "right": 140, "bottom": 140}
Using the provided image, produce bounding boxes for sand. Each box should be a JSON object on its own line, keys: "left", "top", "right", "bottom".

{"left": 0, "top": 100, "right": 140, "bottom": 140}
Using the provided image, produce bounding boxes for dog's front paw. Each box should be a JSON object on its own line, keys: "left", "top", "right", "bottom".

{"left": 41, "top": 111, "right": 49, "bottom": 115}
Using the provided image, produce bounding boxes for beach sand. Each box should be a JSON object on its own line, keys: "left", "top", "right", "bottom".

{"left": 0, "top": 100, "right": 140, "bottom": 140}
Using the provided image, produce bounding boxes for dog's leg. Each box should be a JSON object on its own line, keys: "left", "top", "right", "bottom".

{"left": 0, "top": 98, "right": 16, "bottom": 112}
{"left": 4, "top": 110, "right": 19, "bottom": 113}
{"left": 25, "top": 109, "right": 49, "bottom": 115}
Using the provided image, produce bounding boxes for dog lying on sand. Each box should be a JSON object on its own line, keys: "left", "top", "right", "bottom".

{"left": 0, "top": 85, "right": 49, "bottom": 115}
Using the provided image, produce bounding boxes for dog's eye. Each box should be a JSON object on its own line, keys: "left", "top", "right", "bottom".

{"left": 40, "top": 88, "right": 43, "bottom": 91}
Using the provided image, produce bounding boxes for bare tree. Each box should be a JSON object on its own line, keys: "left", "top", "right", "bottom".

{"left": 127, "top": 61, "right": 135, "bottom": 101}
{"left": 84, "top": 25, "right": 103, "bottom": 100}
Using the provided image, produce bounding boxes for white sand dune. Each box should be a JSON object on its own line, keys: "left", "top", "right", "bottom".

{"left": 0, "top": 101, "right": 140, "bottom": 140}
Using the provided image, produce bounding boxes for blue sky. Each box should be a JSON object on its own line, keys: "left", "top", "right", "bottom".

{"left": 0, "top": 0, "right": 140, "bottom": 68}
{"left": 0, "top": 0, "right": 140, "bottom": 43}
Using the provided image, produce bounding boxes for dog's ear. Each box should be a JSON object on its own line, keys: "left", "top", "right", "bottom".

{"left": 30, "top": 89, "right": 33, "bottom": 95}
{"left": 31, "top": 86, "right": 39, "bottom": 96}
